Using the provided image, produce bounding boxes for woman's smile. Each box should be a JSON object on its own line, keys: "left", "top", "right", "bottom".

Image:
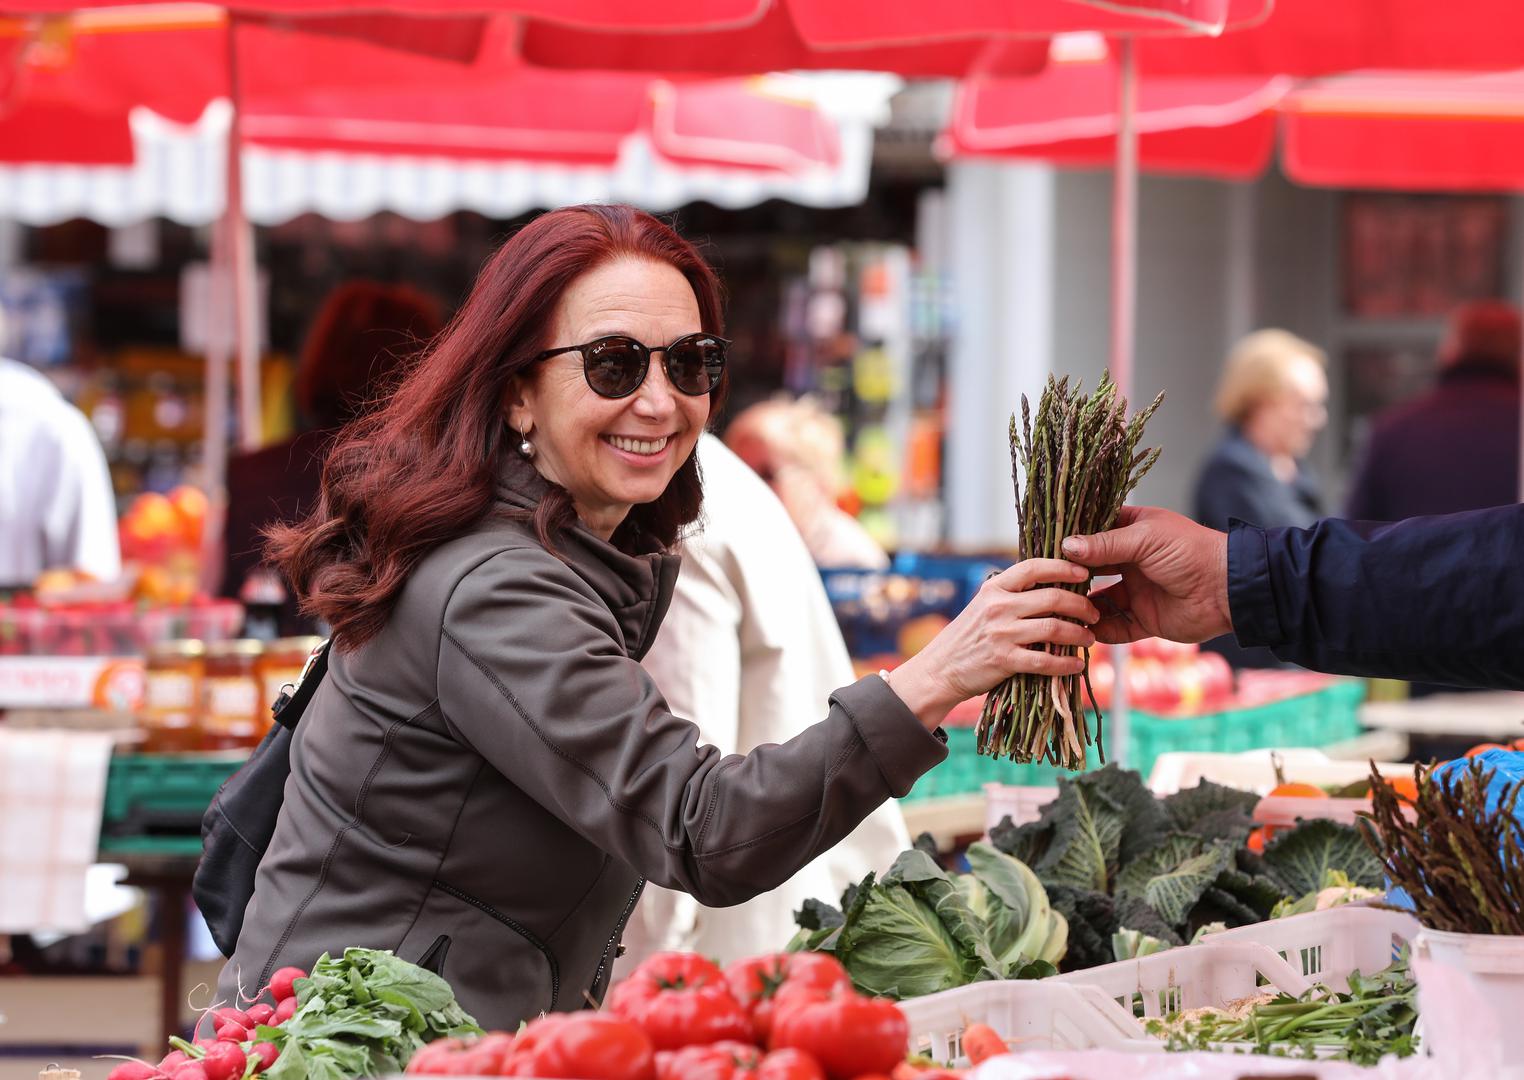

{"left": 601, "top": 432, "right": 675, "bottom": 462}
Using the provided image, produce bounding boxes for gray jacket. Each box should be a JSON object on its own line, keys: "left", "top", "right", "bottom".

{"left": 217, "top": 454, "right": 946, "bottom": 1029}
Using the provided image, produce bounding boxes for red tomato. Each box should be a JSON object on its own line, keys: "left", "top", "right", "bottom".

{"left": 724, "top": 954, "right": 852, "bottom": 1042}
{"left": 1194, "top": 652, "right": 1234, "bottom": 705}
{"left": 609, "top": 953, "right": 754, "bottom": 1051}
{"left": 769, "top": 990, "right": 908, "bottom": 1080}
{"left": 504, "top": 1013, "right": 656, "bottom": 1080}
{"left": 446, "top": 1033, "right": 517, "bottom": 1077}
{"left": 404, "top": 1037, "right": 472, "bottom": 1076}
{"left": 655, "top": 1041, "right": 762, "bottom": 1080}
{"left": 755, "top": 1050, "right": 826, "bottom": 1080}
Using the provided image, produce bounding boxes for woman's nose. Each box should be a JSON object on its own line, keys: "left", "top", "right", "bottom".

{"left": 632, "top": 357, "right": 678, "bottom": 418}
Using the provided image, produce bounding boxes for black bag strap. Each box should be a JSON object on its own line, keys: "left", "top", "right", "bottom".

{"left": 270, "top": 638, "right": 331, "bottom": 731}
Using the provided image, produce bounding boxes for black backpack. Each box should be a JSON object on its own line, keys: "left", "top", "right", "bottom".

{"left": 193, "top": 639, "right": 330, "bottom": 958}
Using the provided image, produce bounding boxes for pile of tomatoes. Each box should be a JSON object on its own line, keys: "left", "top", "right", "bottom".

{"left": 407, "top": 952, "right": 916, "bottom": 1080}
{"left": 1082, "top": 639, "right": 1234, "bottom": 715}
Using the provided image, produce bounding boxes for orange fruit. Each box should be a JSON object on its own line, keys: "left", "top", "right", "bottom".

{"left": 1512, "top": 738, "right": 1524, "bottom": 752}
{"left": 1466, "top": 743, "right": 1509, "bottom": 758}
{"left": 1386, "top": 775, "right": 1420, "bottom": 803}
{"left": 1247, "top": 827, "right": 1267, "bottom": 855}
{"left": 1269, "top": 782, "right": 1329, "bottom": 799}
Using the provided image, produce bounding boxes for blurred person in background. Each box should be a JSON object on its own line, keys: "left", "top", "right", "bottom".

{"left": 617, "top": 432, "right": 909, "bottom": 975}
{"left": 0, "top": 307, "right": 120, "bottom": 586}
{"left": 1345, "top": 300, "right": 1521, "bottom": 522}
{"left": 220, "top": 280, "right": 442, "bottom": 630}
{"left": 725, "top": 397, "right": 889, "bottom": 569}
{"left": 1192, "top": 329, "right": 1328, "bottom": 668}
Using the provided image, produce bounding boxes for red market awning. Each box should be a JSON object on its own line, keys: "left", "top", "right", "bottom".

{"left": 943, "top": 58, "right": 1288, "bottom": 180}
{"left": 1137, "top": 0, "right": 1524, "bottom": 76}
{"left": 1282, "top": 71, "right": 1524, "bottom": 192}
{"left": 519, "top": 0, "right": 1255, "bottom": 78}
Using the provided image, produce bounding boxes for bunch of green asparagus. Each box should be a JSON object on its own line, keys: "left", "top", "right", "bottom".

{"left": 977, "top": 371, "right": 1163, "bottom": 769}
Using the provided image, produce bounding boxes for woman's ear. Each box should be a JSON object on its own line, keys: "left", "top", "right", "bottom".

{"left": 503, "top": 375, "right": 532, "bottom": 435}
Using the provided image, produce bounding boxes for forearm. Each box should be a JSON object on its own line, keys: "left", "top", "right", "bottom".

{"left": 1228, "top": 508, "right": 1524, "bottom": 689}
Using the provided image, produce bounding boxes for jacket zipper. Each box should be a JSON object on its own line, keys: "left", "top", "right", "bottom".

{"left": 590, "top": 879, "right": 645, "bottom": 1004}
{"left": 434, "top": 879, "right": 560, "bottom": 1010}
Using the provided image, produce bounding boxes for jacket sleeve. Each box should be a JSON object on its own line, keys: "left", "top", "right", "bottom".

{"left": 1228, "top": 508, "right": 1524, "bottom": 688}
{"left": 435, "top": 547, "right": 946, "bottom": 907}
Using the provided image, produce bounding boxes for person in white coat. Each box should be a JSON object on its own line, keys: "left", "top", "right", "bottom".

{"left": 616, "top": 433, "right": 910, "bottom": 971}
{"left": 0, "top": 355, "right": 120, "bottom": 585}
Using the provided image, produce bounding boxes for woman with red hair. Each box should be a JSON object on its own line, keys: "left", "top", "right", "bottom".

{"left": 216, "top": 205, "right": 1096, "bottom": 1027}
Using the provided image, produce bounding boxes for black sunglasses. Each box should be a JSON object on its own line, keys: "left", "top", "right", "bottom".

{"left": 536, "top": 332, "right": 729, "bottom": 399}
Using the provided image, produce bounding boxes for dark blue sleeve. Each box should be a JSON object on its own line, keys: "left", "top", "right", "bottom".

{"left": 1227, "top": 507, "right": 1524, "bottom": 689}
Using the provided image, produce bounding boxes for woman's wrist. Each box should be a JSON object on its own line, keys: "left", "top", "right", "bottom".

{"left": 879, "top": 657, "right": 954, "bottom": 732}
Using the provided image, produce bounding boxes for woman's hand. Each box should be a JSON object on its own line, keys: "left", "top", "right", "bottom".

{"left": 887, "top": 559, "right": 1099, "bottom": 731}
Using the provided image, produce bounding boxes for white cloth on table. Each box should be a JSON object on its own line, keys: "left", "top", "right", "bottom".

{"left": 0, "top": 728, "right": 114, "bottom": 933}
{"left": 617, "top": 434, "right": 909, "bottom": 973}
{"left": 0, "top": 357, "right": 121, "bottom": 585}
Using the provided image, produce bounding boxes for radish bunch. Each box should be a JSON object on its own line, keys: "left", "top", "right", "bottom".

{"left": 106, "top": 966, "right": 307, "bottom": 1080}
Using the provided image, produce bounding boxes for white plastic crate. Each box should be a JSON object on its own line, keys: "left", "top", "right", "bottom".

{"left": 1147, "top": 748, "right": 1411, "bottom": 796}
{"left": 981, "top": 783, "right": 1059, "bottom": 835}
{"left": 1051, "top": 941, "right": 1313, "bottom": 1021}
{"left": 896, "top": 980, "right": 1150, "bottom": 1062}
{"left": 1203, "top": 905, "right": 1421, "bottom": 992}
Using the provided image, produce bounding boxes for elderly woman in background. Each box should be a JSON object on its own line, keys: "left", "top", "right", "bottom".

{"left": 1193, "top": 328, "right": 1328, "bottom": 668}
{"left": 1193, "top": 329, "right": 1328, "bottom": 534}
{"left": 217, "top": 204, "right": 1097, "bottom": 1028}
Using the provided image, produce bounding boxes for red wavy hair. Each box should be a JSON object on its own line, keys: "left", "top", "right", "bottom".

{"left": 266, "top": 205, "right": 726, "bottom": 649}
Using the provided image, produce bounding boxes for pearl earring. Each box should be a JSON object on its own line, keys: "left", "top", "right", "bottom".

{"left": 518, "top": 425, "right": 535, "bottom": 459}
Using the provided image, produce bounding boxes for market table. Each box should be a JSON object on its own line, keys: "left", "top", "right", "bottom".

{"left": 1360, "top": 691, "right": 1524, "bottom": 740}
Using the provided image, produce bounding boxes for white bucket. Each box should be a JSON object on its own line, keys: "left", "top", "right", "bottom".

{"left": 1414, "top": 927, "right": 1524, "bottom": 1069}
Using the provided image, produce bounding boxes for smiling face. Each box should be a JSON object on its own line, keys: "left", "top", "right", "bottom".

{"left": 506, "top": 257, "right": 710, "bottom": 540}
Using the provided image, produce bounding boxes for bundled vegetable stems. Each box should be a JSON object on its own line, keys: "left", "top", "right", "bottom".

{"left": 1364, "top": 759, "right": 1524, "bottom": 935}
{"left": 978, "top": 371, "right": 1163, "bottom": 769}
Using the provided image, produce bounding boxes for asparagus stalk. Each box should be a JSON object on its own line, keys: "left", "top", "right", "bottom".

{"left": 976, "top": 371, "right": 1163, "bottom": 769}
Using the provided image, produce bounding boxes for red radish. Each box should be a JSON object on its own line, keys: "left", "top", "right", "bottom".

{"left": 172, "top": 1064, "right": 209, "bottom": 1080}
{"left": 268, "top": 967, "right": 307, "bottom": 1002}
{"left": 212, "top": 1008, "right": 252, "bottom": 1030}
{"left": 158, "top": 1052, "right": 189, "bottom": 1073}
{"left": 194, "top": 1039, "right": 218, "bottom": 1050}
{"left": 199, "top": 1041, "right": 248, "bottom": 1080}
{"left": 249, "top": 1043, "right": 280, "bottom": 1073}
{"left": 245, "top": 1004, "right": 276, "bottom": 1027}
{"left": 273, "top": 996, "right": 298, "bottom": 1024}
{"left": 216, "top": 1022, "right": 250, "bottom": 1043}
{"left": 107, "top": 1062, "right": 161, "bottom": 1080}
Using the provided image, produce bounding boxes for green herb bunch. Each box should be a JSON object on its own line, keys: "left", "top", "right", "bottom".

{"left": 250, "top": 948, "right": 481, "bottom": 1080}
{"left": 978, "top": 372, "right": 1163, "bottom": 768}
{"left": 1363, "top": 759, "right": 1524, "bottom": 935}
{"left": 1146, "top": 954, "right": 1419, "bottom": 1065}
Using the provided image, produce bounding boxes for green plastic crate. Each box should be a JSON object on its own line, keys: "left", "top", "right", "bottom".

{"left": 101, "top": 752, "right": 247, "bottom": 839}
{"left": 904, "top": 679, "right": 1365, "bottom": 801}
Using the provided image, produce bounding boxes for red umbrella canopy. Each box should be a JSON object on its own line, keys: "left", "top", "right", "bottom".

{"left": 942, "top": 56, "right": 1287, "bottom": 180}
{"left": 1282, "top": 71, "right": 1524, "bottom": 192}
{"left": 519, "top": 0, "right": 1256, "bottom": 78}
{"left": 0, "top": 0, "right": 765, "bottom": 27}
{"left": 1138, "top": 0, "right": 1524, "bottom": 75}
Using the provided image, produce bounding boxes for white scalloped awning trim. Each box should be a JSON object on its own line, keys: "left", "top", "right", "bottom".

{"left": 0, "top": 98, "right": 876, "bottom": 227}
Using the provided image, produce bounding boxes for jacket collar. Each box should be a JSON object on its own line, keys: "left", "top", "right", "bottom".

{"left": 493, "top": 450, "right": 680, "bottom": 661}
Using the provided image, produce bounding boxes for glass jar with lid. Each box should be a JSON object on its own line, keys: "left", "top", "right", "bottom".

{"left": 139, "top": 639, "right": 205, "bottom": 753}
{"left": 201, "top": 639, "right": 265, "bottom": 751}
{"left": 253, "top": 636, "right": 323, "bottom": 738}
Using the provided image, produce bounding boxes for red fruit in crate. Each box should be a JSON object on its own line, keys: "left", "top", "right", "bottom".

{"left": 1194, "top": 652, "right": 1234, "bottom": 704}
{"left": 168, "top": 484, "right": 209, "bottom": 549}
{"left": 769, "top": 989, "right": 907, "bottom": 1079}
{"left": 725, "top": 953, "right": 852, "bottom": 1042}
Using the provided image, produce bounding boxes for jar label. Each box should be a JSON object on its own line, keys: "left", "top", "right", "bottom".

{"left": 202, "top": 676, "right": 259, "bottom": 733}
{"left": 147, "top": 671, "right": 196, "bottom": 711}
